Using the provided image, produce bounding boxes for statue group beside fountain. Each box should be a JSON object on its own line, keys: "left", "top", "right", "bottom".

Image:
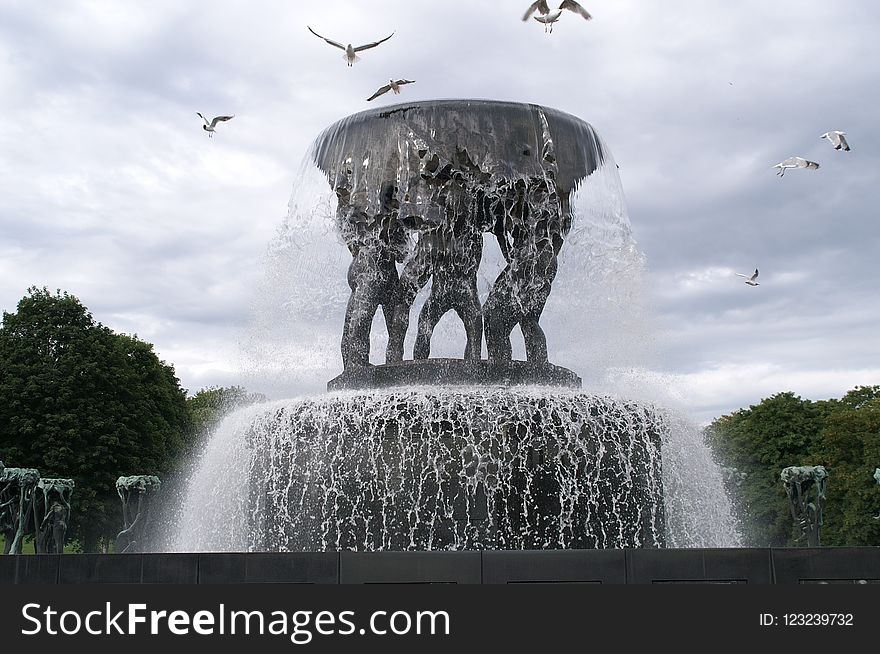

{"left": 0, "top": 461, "right": 74, "bottom": 554}
{"left": 1, "top": 460, "right": 165, "bottom": 554}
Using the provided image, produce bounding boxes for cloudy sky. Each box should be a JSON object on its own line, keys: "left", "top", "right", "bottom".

{"left": 1, "top": 0, "right": 878, "bottom": 424}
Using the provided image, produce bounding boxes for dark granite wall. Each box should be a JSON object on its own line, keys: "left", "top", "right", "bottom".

{"left": 2, "top": 548, "right": 877, "bottom": 584}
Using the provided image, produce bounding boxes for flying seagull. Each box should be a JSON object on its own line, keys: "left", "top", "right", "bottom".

{"left": 307, "top": 27, "right": 394, "bottom": 66}
{"left": 773, "top": 157, "right": 820, "bottom": 177}
{"left": 735, "top": 269, "right": 760, "bottom": 286}
{"left": 196, "top": 113, "right": 234, "bottom": 138}
{"left": 820, "top": 131, "right": 851, "bottom": 151}
{"left": 367, "top": 78, "right": 415, "bottom": 102}
{"left": 523, "top": 0, "right": 592, "bottom": 33}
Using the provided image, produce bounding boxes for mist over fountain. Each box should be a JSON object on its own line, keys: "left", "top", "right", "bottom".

{"left": 170, "top": 100, "right": 741, "bottom": 552}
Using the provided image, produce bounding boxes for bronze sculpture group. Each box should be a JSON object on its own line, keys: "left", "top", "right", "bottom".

{"left": 329, "top": 109, "right": 571, "bottom": 372}
{"left": 1, "top": 460, "right": 162, "bottom": 554}
{"left": 0, "top": 461, "right": 74, "bottom": 554}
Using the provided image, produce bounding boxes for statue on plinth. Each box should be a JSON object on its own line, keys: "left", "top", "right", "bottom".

{"left": 35, "top": 478, "right": 74, "bottom": 554}
{"left": 781, "top": 465, "right": 827, "bottom": 547}
{"left": 0, "top": 466, "right": 40, "bottom": 554}
{"left": 115, "top": 475, "right": 161, "bottom": 553}
{"left": 313, "top": 101, "right": 601, "bottom": 390}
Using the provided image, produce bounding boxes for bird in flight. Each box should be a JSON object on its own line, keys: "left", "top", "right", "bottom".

{"left": 367, "top": 79, "right": 416, "bottom": 102}
{"left": 523, "top": 0, "right": 592, "bottom": 33}
{"left": 820, "top": 131, "right": 851, "bottom": 151}
{"left": 735, "top": 269, "right": 760, "bottom": 286}
{"left": 307, "top": 27, "right": 394, "bottom": 66}
{"left": 773, "top": 157, "right": 820, "bottom": 177}
{"left": 196, "top": 113, "right": 234, "bottom": 138}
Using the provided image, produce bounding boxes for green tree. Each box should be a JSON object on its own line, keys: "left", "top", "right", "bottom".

{"left": 708, "top": 386, "right": 880, "bottom": 547}
{"left": 0, "top": 287, "right": 192, "bottom": 551}
{"left": 706, "top": 392, "right": 828, "bottom": 546}
{"left": 187, "top": 385, "right": 266, "bottom": 438}
{"left": 810, "top": 386, "right": 880, "bottom": 545}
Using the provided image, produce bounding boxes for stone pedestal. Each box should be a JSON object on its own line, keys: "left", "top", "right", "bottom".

{"left": 328, "top": 359, "right": 582, "bottom": 391}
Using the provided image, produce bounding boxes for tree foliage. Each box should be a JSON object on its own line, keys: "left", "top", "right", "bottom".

{"left": 0, "top": 288, "right": 192, "bottom": 551}
{"left": 707, "top": 386, "right": 880, "bottom": 546}
{"left": 812, "top": 387, "right": 880, "bottom": 545}
{"left": 186, "top": 385, "right": 266, "bottom": 438}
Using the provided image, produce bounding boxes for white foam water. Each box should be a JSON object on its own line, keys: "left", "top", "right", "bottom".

{"left": 168, "top": 389, "right": 741, "bottom": 552}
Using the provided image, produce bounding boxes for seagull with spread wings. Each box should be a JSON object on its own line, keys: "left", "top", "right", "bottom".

{"left": 307, "top": 27, "right": 394, "bottom": 66}
{"left": 196, "top": 113, "right": 234, "bottom": 138}
{"left": 773, "top": 157, "right": 820, "bottom": 177}
{"left": 522, "top": 0, "right": 592, "bottom": 32}
{"left": 367, "top": 78, "right": 415, "bottom": 102}
{"left": 820, "top": 131, "right": 851, "bottom": 152}
{"left": 735, "top": 269, "right": 760, "bottom": 287}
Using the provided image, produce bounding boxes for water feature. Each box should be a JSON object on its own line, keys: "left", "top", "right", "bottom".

{"left": 170, "top": 100, "right": 741, "bottom": 552}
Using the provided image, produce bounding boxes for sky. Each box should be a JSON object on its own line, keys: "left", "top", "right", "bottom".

{"left": 0, "top": 0, "right": 878, "bottom": 425}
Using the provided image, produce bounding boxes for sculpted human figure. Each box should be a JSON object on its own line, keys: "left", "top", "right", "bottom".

{"left": 388, "top": 148, "right": 489, "bottom": 362}
{"left": 386, "top": 153, "right": 448, "bottom": 363}
{"left": 116, "top": 475, "right": 161, "bottom": 554}
{"left": 337, "top": 176, "right": 407, "bottom": 369}
{"left": 40, "top": 501, "right": 68, "bottom": 553}
{"left": 781, "top": 465, "right": 827, "bottom": 547}
{"left": 483, "top": 173, "right": 570, "bottom": 363}
{"left": 0, "top": 467, "right": 39, "bottom": 554}
{"left": 411, "top": 181, "right": 484, "bottom": 360}
{"left": 35, "top": 478, "right": 74, "bottom": 553}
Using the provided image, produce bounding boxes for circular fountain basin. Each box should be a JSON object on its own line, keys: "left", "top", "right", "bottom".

{"left": 230, "top": 388, "right": 667, "bottom": 551}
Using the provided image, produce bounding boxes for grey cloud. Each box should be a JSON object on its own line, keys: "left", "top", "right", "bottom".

{"left": 0, "top": 0, "right": 877, "bottom": 420}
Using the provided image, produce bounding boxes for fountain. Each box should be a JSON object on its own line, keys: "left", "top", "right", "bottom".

{"left": 172, "top": 100, "right": 739, "bottom": 553}
{"left": 7, "top": 101, "right": 880, "bottom": 586}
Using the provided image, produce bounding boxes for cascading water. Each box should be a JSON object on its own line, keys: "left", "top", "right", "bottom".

{"left": 168, "top": 100, "right": 742, "bottom": 552}
{"left": 180, "top": 390, "right": 665, "bottom": 551}
{"left": 169, "top": 391, "right": 739, "bottom": 551}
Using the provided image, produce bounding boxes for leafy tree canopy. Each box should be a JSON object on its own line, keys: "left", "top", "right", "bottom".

{"left": 0, "top": 287, "right": 192, "bottom": 551}
{"left": 707, "top": 386, "right": 880, "bottom": 546}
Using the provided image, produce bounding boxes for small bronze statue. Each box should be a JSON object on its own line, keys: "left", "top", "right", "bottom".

{"left": 115, "top": 475, "right": 161, "bottom": 554}
{"left": 0, "top": 466, "right": 40, "bottom": 554}
{"left": 781, "top": 465, "right": 827, "bottom": 547}
{"left": 35, "top": 478, "right": 74, "bottom": 554}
